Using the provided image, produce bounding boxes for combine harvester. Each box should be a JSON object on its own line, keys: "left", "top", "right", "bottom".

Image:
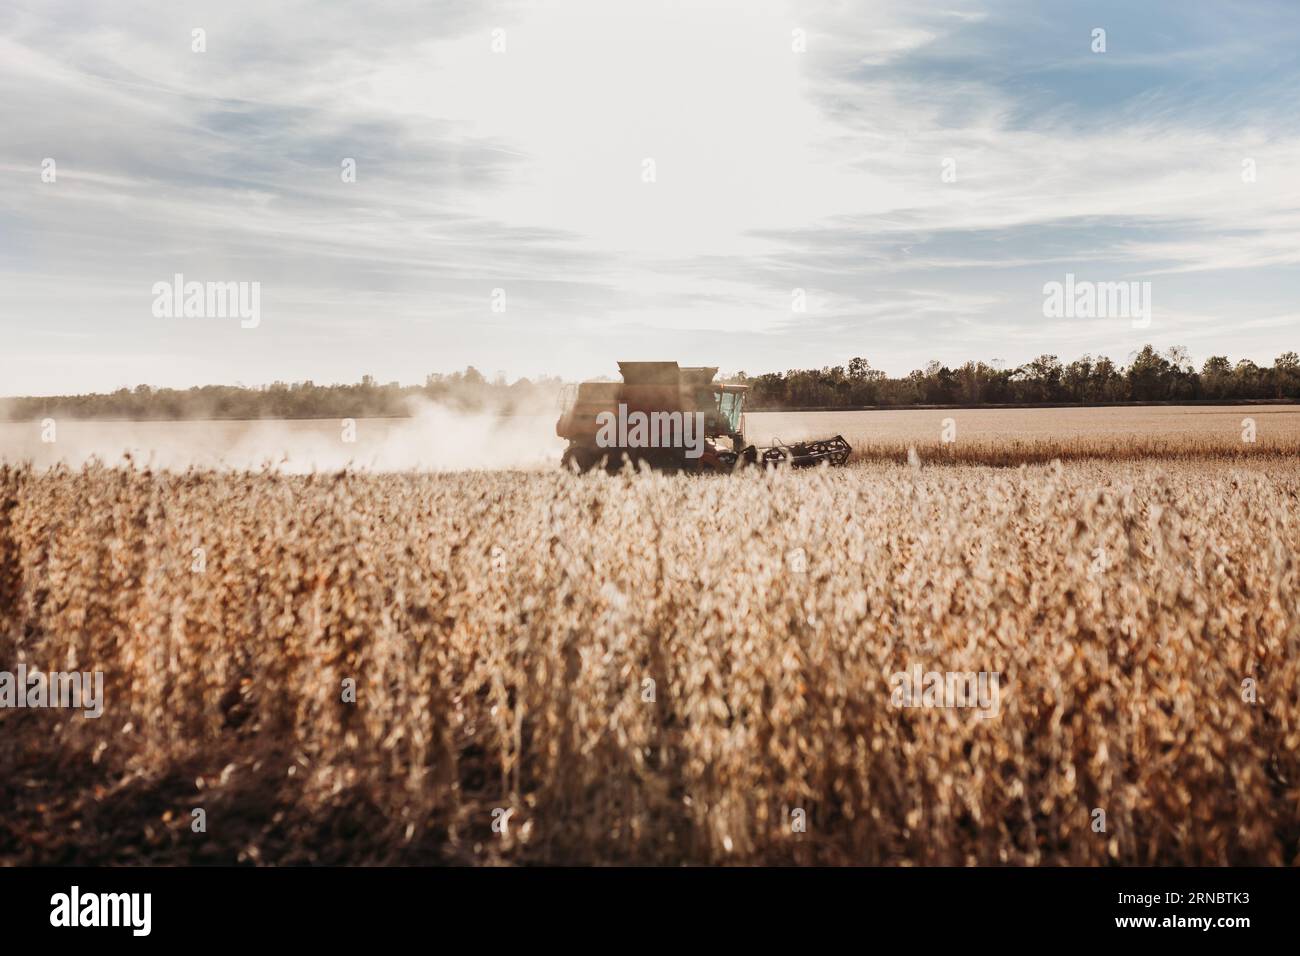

{"left": 556, "top": 361, "right": 852, "bottom": 473}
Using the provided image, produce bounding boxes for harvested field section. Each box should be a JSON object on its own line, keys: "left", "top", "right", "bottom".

{"left": 749, "top": 405, "right": 1300, "bottom": 465}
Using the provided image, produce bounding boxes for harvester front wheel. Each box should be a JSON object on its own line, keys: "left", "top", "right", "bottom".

{"left": 561, "top": 446, "right": 599, "bottom": 473}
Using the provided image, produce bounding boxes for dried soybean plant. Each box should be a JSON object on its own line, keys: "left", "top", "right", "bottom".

{"left": 1, "top": 456, "right": 1298, "bottom": 865}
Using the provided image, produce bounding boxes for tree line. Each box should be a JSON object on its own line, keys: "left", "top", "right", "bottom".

{"left": 4, "top": 346, "right": 1297, "bottom": 420}
{"left": 731, "top": 346, "right": 1300, "bottom": 409}
{"left": 2, "top": 369, "right": 566, "bottom": 421}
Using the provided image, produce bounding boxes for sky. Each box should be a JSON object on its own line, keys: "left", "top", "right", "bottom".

{"left": 2, "top": 0, "right": 1299, "bottom": 395}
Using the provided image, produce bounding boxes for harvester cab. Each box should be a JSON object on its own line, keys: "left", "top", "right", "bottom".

{"left": 556, "top": 361, "right": 851, "bottom": 472}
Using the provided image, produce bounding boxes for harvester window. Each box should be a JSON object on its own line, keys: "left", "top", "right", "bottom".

{"left": 716, "top": 391, "right": 742, "bottom": 432}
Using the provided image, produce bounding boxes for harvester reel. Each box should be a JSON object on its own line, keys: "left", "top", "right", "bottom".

{"left": 758, "top": 435, "right": 852, "bottom": 468}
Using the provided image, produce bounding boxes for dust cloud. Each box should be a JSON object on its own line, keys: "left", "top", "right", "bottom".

{"left": 0, "top": 399, "right": 566, "bottom": 473}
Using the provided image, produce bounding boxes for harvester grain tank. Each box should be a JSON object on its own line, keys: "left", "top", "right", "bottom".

{"left": 556, "top": 361, "right": 851, "bottom": 472}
